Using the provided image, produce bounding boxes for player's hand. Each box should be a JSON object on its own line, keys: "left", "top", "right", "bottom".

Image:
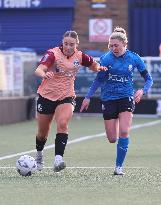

{"left": 44, "top": 71, "right": 54, "bottom": 79}
{"left": 80, "top": 98, "right": 90, "bottom": 112}
{"left": 98, "top": 66, "right": 107, "bottom": 72}
{"left": 134, "top": 89, "right": 144, "bottom": 103}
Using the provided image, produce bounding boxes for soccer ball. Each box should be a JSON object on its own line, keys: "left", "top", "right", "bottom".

{"left": 16, "top": 155, "right": 37, "bottom": 176}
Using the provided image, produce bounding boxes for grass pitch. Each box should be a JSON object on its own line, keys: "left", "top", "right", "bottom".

{"left": 0, "top": 115, "right": 161, "bottom": 205}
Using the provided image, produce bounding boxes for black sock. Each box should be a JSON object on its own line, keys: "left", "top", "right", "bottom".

{"left": 55, "top": 133, "right": 68, "bottom": 156}
{"left": 36, "top": 137, "right": 47, "bottom": 151}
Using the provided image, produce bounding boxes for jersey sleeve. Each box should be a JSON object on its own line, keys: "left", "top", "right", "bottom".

{"left": 135, "top": 54, "right": 146, "bottom": 72}
{"left": 39, "top": 51, "right": 55, "bottom": 68}
{"left": 81, "top": 53, "right": 94, "bottom": 67}
{"left": 100, "top": 53, "right": 108, "bottom": 67}
{"left": 85, "top": 71, "right": 107, "bottom": 99}
{"left": 85, "top": 76, "right": 101, "bottom": 99}
{"left": 142, "top": 72, "right": 153, "bottom": 94}
{"left": 135, "top": 54, "right": 153, "bottom": 94}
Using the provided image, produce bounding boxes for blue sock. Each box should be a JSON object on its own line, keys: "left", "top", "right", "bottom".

{"left": 116, "top": 137, "right": 129, "bottom": 167}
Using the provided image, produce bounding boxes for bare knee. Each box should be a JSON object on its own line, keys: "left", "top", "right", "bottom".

{"left": 105, "top": 130, "right": 118, "bottom": 143}
{"left": 108, "top": 138, "right": 117, "bottom": 143}
{"left": 57, "top": 119, "right": 68, "bottom": 132}
{"left": 106, "top": 135, "right": 117, "bottom": 143}
{"left": 37, "top": 126, "right": 50, "bottom": 138}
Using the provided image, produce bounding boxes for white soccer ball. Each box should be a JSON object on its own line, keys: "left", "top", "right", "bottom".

{"left": 16, "top": 155, "right": 37, "bottom": 176}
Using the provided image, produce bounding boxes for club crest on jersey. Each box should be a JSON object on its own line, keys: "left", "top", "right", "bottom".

{"left": 73, "top": 60, "right": 80, "bottom": 67}
{"left": 128, "top": 64, "right": 133, "bottom": 71}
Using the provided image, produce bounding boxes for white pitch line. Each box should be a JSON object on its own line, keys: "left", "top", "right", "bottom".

{"left": 0, "top": 119, "right": 160, "bottom": 161}
{"left": 0, "top": 166, "right": 147, "bottom": 169}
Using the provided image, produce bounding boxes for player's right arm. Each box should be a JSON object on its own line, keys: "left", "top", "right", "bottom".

{"left": 35, "top": 51, "right": 55, "bottom": 79}
{"left": 35, "top": 64, "right": 54, "bottom": 79}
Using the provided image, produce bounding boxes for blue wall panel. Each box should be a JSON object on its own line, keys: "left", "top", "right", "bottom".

{"left": 0, "top": 0, "right": 75, "bottom": 9}
{"left": 128, "top": 0, "right": 161, "bottom": 56}
{"left": 0, "top": 8, "right": 73, "bottom": 53}
{"left": 41, "top": 0, "right": 75, "bottom": 8}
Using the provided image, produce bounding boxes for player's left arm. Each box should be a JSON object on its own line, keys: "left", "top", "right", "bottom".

{"left": 140, "top": 69, "right": 153, "bottom": 94}
{"left": 81, "top": 53, "right": 107, "bottom": 72}
{"left": 89, "top": 60, "right": 107, "bottom": 72}
{"left": 134, "top": 56, "right": 153, "bottom": 103}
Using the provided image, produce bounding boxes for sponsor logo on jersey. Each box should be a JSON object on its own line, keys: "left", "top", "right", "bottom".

{"left": 128, "top": 64, "right": 133, "bottom": 71}
{"left": 108, "top": 74, "right": 129, "bottom": 82}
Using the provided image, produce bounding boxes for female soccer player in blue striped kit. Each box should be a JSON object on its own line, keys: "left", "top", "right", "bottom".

{"left": 80, "top": 27, "right": 153, "bottom": 175}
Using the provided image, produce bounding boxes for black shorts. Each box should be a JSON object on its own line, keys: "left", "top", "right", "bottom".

{"left": 102, "top": 97, "right": 135, "bottom": 120}
{"left": 37, "top": 95, "right": 76, "bottom": 114}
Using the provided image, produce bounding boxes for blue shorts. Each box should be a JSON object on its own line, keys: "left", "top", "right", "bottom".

{"left": 102, "top": 97, "right": 135, "bottom": 120}
{"left": 37, "top": 95, "right": 76, "bottom": 114}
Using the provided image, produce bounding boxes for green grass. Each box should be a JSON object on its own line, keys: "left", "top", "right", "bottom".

{"left": 0, "top": 115, "right": 161, "bottom": 205}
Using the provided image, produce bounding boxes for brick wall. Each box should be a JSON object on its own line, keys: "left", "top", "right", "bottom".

{"left": 73, "top": 0, "right": 128, "bottom": 52}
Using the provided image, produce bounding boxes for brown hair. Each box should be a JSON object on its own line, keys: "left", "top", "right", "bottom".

{"left": 63, "top": 30, "right": 79, "bottom": 44}
{"left": 109, "top": 26, "right": 128, "bottom": 44}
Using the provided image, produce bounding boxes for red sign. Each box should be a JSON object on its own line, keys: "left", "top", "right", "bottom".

{"left": 89, "top": 19, "right": 112, "bottom": 42}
